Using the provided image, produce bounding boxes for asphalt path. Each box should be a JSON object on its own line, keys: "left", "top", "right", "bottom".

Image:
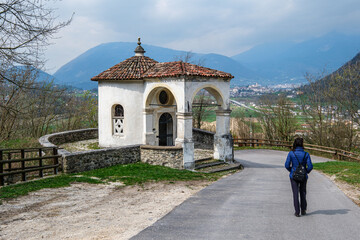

{"left": 132, "top": 149, "right": 360, "bottom": 240}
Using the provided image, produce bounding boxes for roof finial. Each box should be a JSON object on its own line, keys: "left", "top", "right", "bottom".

{"left": 134, "top": 37, "right": 145, "bottom": 56}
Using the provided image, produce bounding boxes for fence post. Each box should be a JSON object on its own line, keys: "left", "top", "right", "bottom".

{"left": 53, "top": 148, "right": 58, "bottom": 175}
{"left": 21, "top": 149, "right": 26, "bottom": 182}
{"left": 7, "top": 152, "right": 11, "bottom": 172}
{"left": 39, "top": 148, "right": 43, "bottom": 177}
{"left": 0, "top": 150, "right": 3, "bottom": 186}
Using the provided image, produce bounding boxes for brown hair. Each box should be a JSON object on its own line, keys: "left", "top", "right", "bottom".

{"left": 292, "top": 137, "right": 304, "bottom": 151}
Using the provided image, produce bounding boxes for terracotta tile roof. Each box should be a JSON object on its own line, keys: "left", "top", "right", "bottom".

{"left": 91, "top": 56, "right": 158, "bottom": 81}
{"left": 91, "top": 58, "right": 233, "bottom": 81}
{"left": 143, "top": 61, "right": 233, "bottom": 79}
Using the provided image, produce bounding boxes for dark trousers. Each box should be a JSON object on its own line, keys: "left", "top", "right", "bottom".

{"left": 290, "top": 178, "right": 307, "bottom": 214}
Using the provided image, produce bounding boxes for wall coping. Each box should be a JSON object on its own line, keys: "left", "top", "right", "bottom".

{"left": 39, "top": 128, "right": 98, "bottom": 157}
{"left": 62, "top": 144, "right": 142, "bottom": 156}
{"left": 39, "top": 128, "right": 97, "bottom": 146}
{"left": 140, "top": 145, "right": 183, "bottom": 150}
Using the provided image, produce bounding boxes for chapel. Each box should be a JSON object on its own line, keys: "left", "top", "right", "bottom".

{"left": 91, "top": 38, "right": 234, "bottom": 169}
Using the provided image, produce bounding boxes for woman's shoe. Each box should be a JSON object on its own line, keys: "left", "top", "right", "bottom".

{"left": 294, "top": 213, "right": 300, "bottom": 217}
{"left": 301, "top": 210, "right": 306, "bottom": 215}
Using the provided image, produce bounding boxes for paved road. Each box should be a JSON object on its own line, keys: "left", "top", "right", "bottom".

{"left": 132, "top": 150, "right": 360, "bottom": 240}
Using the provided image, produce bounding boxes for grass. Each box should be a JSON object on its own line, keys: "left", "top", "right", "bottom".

{"left": 0, "top": 162, "right": 220, "bottom": 203}
{"left": 80, "top": 162, "right": 219, "bottom": 185}
{"left": 313, "top": 161, "right": 360, "bottom": 185}
{"left": 87, "top": 142, "right": 102, "bottom": 150}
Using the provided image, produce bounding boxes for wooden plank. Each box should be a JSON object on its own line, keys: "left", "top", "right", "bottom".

{"left": 0, "top": 164, "right": 61, "bottom": 177}
{"left": 2, "top": 165, "right": 45, "bottom": 172}
{"left": 0, "top": 147, "right": 59, "bottom": 152}
{"left": 0, "top": 155, "right": 62, "bottom": 164}
{"left": 304, "top": 147, "right": 335, "bottom": 154}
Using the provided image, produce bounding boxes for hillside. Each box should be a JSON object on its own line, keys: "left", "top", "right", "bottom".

{"left": 232, "top": 32, "right": 360, "bottom": 84}
{"left": 53, "top": 43, "right": 260, "bottom": 90}
{"left": 301, "top": 51, "right": 360, "bottom": 94}
{"left": 6, "top": 66, "right": 57, "bottom": 83}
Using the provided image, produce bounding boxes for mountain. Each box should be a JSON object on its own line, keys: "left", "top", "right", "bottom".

{"left": 54, "top": 43, "right": 260, "bottom": 90}
{"left": 232, "top": 32, "right": 360, "bottom": 84}
{"left": 300, "top": 51, "right": 360, "bottom": 95}
{"left": 6, "top": 65, "right": 57, "bottom": 83}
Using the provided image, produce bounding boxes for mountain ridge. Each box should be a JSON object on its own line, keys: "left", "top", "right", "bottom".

{"left": 52, "top": 32, "right": 360, "bottom": 89}
{"left": 54, "top": 43, "right": 259, "bottom": 89}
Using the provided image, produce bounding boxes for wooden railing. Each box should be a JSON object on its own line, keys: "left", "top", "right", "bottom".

{"left": 233, "top": 138, "right": 360, "bottom": 162}
{"left": 0, "top": 147, "right": 61, "bottom": 186}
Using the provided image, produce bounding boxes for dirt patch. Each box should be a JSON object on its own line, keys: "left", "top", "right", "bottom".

{"left": 0, "top": 181, "right": 211, "bottom": 240}
{"left": 317, "top": 171, "right": 360, "bottom": 206}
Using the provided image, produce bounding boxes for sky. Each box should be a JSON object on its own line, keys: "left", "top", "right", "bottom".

{"left": 44, "top": 0, "right": 360, "bottom": 73}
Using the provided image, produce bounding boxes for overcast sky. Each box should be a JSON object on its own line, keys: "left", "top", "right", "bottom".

{"left": 45, "top": 0, "right": 360, "bottom": 73}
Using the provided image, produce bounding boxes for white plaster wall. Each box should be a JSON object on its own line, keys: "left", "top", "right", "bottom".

{"left": 98, "top": 81, "right": 144, "bottom": 147}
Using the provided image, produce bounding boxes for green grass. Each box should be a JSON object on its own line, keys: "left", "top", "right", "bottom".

{"left": 80, "top": 162, "right": 218, "bottom": 185}
{"left": 87, "top": 142, "right": 102, "bottom": 150}
{"left": 313, "top": 161, "right": 360, "bottom": 185}
{"left": 0, "top": 162, "right": 219, "bottom": 203}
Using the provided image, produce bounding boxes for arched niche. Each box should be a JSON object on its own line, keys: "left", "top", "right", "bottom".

{"left": 144, "top": 86, "right": 178, "bottom": 108}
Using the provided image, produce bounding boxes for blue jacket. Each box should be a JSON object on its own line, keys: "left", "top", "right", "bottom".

{"left": 285, "top": 147, "right": 313, "bottom": 179}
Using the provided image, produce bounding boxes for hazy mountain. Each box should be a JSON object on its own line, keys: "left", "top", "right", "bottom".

{"left": 232, "top": 32, "right": 360, "bottom": 84}
{"left": 6, "top": 65, "right": 57, "bottom": 83}
{"left": 54, "top": 42, "right": 259, "bottom": 90}
{"left": 300, "top": 51, "right": 360, "bottom": 95}
{"left": 53, "top": 32, "right": 360, "bottom": 89}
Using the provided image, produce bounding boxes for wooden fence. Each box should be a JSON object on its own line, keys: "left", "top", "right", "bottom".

{"left": 0, "top": 147, "right": 61, "bottom": 186}
{"left": 233, "top": 138, "right": 360, "bottom": 162}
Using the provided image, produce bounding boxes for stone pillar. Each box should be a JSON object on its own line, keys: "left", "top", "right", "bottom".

{"left": 214, "top": 109, "right": 233, "bottom": 162}
{"left": 175, "top": 112, "right": 194, "bottom": 169}
{"left": 144, "top": 108, "right": 156, "bottom": 145}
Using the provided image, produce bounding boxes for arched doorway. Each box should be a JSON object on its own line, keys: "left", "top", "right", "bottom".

{"left": 158, "top": 113, "right": 173, "bottom": 146}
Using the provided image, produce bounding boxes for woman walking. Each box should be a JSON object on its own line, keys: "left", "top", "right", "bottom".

{"left": 285, "top": 137, "right": 313, "bottom": 217}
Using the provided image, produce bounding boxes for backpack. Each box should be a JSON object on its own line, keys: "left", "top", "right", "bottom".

{"left": 292, "top": 151, "right": 307, "bottom": 182}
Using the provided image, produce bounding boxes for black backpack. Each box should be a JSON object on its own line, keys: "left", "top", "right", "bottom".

{"left": 292, "top": 151, "right": 307, "bottom": 182}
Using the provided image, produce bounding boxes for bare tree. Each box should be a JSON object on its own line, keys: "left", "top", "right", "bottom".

{"left": 300, "top": 67, "right": 359, "bottom": 150}
{"left": 0, "top": 0, "right": 72, "bottom": 85}
{"left": 173, "top": 51, "right": 205, "bottom": 66}
{"left": 192, "top": 90, "right": 216, "bottom": 129}
{"left": 326, "top": 60, "right": 360, "bottom": 125}
{"left": 259, "top": 93, "right": 297, "bottom": 141}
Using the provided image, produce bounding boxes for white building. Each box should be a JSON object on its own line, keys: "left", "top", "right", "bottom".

{"left": 91, "top": 39, "right": 234, "bottom": 169}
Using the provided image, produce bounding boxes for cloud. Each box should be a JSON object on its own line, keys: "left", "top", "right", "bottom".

{"left": 44, "top": 0, "right": 360, "bottom": 72}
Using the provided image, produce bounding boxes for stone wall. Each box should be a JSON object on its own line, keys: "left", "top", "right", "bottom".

{"left": 140, "top": 145, "right": 183, "bottom": 169}
{"left": 192, "top": 128, "right": 215, "bottom": 149}
{"left": 39, "top": 129, "right": 140, "bottom": 173}
{"left": 63, "top": 145, "right": 140, "bottom": 173}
